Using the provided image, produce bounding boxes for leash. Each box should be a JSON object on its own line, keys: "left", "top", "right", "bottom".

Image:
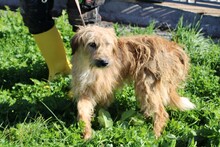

{"left": 75, "top": 0, "right": 86, "bottom": 26}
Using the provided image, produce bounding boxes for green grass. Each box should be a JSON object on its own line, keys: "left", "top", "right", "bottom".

{"left": 0, "top": 10, "right": 220, "bottom": 146}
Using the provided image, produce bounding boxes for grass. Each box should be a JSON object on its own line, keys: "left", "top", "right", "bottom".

{"left": 0, "top": 9, "right": 220, "bottom": 146}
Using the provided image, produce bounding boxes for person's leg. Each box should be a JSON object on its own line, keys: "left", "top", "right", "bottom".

{"left": 20, "top": 0, "right": 71, "bottom": 81}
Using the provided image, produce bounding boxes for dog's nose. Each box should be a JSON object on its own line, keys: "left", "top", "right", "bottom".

{"left": 94, "top": 59, "right": 109, "bottom": 67}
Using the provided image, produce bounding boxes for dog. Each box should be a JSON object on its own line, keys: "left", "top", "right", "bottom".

{"left": 70, "top": 25, "right": 195, "bottom": 139}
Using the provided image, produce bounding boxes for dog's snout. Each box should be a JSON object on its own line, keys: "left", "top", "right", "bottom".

{"left": 94, "top": 59, "right": 109, "bottom": 67}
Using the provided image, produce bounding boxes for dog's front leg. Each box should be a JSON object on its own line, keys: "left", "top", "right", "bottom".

{"left": 77, "top": 95, "right": 96, "bottom": 140}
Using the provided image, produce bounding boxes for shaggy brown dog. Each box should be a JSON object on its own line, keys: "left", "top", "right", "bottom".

{"left": 70, "top": 26, "right": 195, "bottom": 139}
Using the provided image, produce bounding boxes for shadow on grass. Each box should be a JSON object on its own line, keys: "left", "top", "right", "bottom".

{"left": 0, "top": 60, "right": 78, "bottom": 128}
{"left": 0, "top": 61, "right": 48, "bottom": 89}
{"left": 0, "top": 93, "right": 77, "bottom": 128}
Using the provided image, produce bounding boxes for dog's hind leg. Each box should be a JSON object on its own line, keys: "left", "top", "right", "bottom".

{"left": 135, "top": 78, "right": 169, "bottom": 138}
{"left": 77, "top": 95, "right": 96, "bottom": 140}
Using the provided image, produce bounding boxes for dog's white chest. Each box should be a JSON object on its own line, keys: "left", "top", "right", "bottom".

{"left": 79, "top": 70, "right": 94, "bottom": 84}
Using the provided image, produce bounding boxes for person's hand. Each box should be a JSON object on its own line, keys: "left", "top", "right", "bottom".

{"left": 81, "top": 0, "right": 96, "bottom": 11}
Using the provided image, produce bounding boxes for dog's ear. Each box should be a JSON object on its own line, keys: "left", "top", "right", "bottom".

{"left": 70, "top": 34, "right": 79, "bottom": 55}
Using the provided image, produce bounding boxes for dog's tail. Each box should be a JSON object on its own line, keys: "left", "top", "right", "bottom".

{"left": 162, "top": 86, "right": 195, "bottom": 111}
{"left": 178, "top": 97, "right": 196, "bottom": 110}
{"left": 171, "top": 96, "right": 196, "bottom": 111}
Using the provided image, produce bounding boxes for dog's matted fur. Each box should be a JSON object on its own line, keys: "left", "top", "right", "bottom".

{"left": 70, "top": 25, "right": 195, "bottom": 139}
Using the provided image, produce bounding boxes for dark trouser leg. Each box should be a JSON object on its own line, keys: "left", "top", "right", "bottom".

{"left": 20, "top": 0, "right": 54, "bottom": 34}
{"left": 67, "top": 0, "right": 104, "bottom": 31}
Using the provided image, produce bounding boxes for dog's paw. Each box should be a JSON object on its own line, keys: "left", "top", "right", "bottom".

{"left": 83, "top": 131, "right": 92, "bottom": 140}
{"left": 83, "top": 127, "right": 93, "bottom": 140}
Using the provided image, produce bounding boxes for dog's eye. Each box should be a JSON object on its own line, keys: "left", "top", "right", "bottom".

{"left": 88, "top": 42, "right": 97, "bottom": 48}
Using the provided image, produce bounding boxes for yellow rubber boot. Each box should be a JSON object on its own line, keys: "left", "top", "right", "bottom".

{"left": 33, "top": 25, "right": 72, "bottom": 81}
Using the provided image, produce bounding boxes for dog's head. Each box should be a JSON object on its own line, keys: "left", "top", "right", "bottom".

{"left": 71, "top": 26, "right": 118, "bottom": 68}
